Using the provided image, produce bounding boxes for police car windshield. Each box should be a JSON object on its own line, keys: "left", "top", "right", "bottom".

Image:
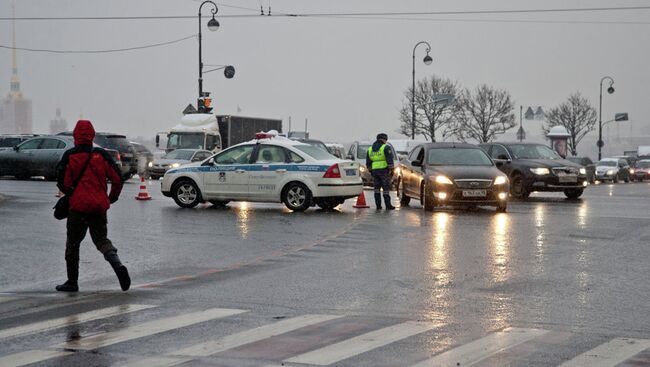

{"left": 427, "top": 148, "right": 493, "bottom": 166}
{"left": 0, "top": 137, "right": 22, "bottom": 147}
{"left": 509, "top": 144, "right": 560, "bottom": 159}
{"left": 357, "top": 145, "right": 370, "bottom": 159}
{"left": 295, "top": 145, "right": 335, "bottom": 160}
{"left": 638, "top": 161, "right": 650, "bottom": 168}
{"left": 164, "top": 150, "right": 194, "bottom": 160}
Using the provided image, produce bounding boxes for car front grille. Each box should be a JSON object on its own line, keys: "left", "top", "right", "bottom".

{"left": 454, "top": 179, "right": 493, "bottom": 189}
{"left": 552, "top": 167, "right": 579, "bottom": 175}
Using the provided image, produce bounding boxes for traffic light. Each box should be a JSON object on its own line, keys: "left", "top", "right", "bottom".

{"left": 197, "top": 93, "right": 213, "bottom": 113}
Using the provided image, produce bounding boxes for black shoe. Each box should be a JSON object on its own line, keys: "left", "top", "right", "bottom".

{"left": 56, "top": 281, "right": 79, "bottom": 292}
{"left": 115, "top": 265, "right": 131, "bottom": 291}
{"left": 386, "top": 205, "right": 396, "bottom": 210}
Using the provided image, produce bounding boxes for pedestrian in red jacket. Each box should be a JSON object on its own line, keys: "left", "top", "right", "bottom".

{"left": 55, "top": 120, "right": 130, "bottom": 292}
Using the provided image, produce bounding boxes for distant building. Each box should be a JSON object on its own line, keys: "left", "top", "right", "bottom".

{"left": 0, "top": 6, "right": 32, "bottom": 134}
{"left": 49, "top": 108, "right": 67, "bottom": 134}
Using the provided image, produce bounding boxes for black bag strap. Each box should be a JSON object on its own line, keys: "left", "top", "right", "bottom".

{"left": 69, "top": 150, "right": 93, "bottom": 195}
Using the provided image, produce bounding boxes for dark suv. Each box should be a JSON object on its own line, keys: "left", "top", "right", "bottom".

{"left": 58, "top": 132, "right": 137, "bottom": 179}
{"left": 480, "top": 142, "right": 588, "bottom": 199}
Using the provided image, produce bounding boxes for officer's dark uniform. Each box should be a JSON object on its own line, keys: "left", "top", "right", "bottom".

{"left": 366, "top": 133, "right": 395, "bottom": 210}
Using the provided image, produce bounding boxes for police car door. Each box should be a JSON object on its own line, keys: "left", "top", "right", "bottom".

{"left": 249, "top": 144, "right": 288, "bottom": 201}
{"left": 204, "top": 144, "right": 255, "bottom": 199}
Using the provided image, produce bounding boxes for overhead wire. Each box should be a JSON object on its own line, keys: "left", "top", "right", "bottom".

{"left": 0, "top": 34, "right": 196, "bottom": 54}
{"left": 1, "top": 5, "right": 650, "bottom": 21}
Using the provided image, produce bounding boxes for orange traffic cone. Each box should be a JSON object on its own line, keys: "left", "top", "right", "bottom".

{"left": 353, "top": 191, "right": 370, "bottom": 208}
{"left": 135, "top": 176, "right": 152, "bottom": 201}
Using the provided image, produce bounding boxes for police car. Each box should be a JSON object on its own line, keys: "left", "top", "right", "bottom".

{"left": 161, "top": 132, "right": 363, "bottom": 211}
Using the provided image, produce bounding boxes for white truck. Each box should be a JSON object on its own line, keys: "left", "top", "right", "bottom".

{"left": 156, "top": 114, "right": 282, "bottom": 153}
{"left": 638, "top": 145, "right": 650, "bottom": 159}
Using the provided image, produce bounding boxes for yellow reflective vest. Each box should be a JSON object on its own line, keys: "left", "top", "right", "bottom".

{"left": 368, "top": 144, "right": 389, "bottom": 170}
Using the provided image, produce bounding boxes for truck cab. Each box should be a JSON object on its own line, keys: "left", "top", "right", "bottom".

{"left": 158, "top": 114, "right": 222, "bottom": 153}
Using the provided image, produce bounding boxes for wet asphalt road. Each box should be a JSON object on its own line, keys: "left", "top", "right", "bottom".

{"left": 1, "top": 178, "right": 650, "bottom": 366}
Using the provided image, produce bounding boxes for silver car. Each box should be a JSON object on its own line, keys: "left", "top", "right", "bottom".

{"left": 148, "top": 149, "right": 213, "bottom": 179}
{"left": 0, "top": 136, "right": 74, "bottom": 180}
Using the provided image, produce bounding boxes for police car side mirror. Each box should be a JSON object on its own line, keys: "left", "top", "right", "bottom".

{"left": 13, "top": 145, "right": 19, "bottom": 151}
{"left": 346, "top": 154, "right": 354, "bottom": 160}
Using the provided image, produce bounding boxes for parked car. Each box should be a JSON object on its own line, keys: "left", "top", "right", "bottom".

{"left": 397, "top": 143, "right": 509, "bottom": 212}
{"left": 161, "top": 133, "right": 362, "bottom": 211}
{"left": 566, "top": 156, "right": 596, "bottom": 183}
{"left": 0, "top": 136, "right": 122, "bottom": 181}
{"left": 131, "top": 142, "right": 154, "bottom": 177}
{"left": 595, "top": 158, "right": 630, "bottom": 183}
{"left": 148, "top": 149, "right": 213, "bottom": 180}
{"left": 479, "top": 142, "right": 588, "bottom": 199}
{"left": 0, "top": 134, "right": 39, "bottom": 151}
{"left": 346, "top": 140, "right": 399, "bottom": 188}
{"left": 633, "top": 160, "right": 650, "bottom": 181}
{"left": 58, "top": 132, "right": 137, "bottom": 179}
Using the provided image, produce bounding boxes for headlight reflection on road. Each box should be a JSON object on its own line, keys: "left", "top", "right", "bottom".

{"left": 237, "top": 202, "right": 251, "bottom": 239}
{"left": 534, "top": 204, "right": 546, "bottom": 275}
{"left": 491, "top": 213, "right": 510, "bottom": 284}
{"left": 577, "top": 202, "right": 589, "bottom": 228}
{"left": 426, "top": 212, "right": 452, "bottom": 327}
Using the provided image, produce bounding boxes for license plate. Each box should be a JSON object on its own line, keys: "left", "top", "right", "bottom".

{"left": 559, "top": 175, "right": 577, "bottom": 183}
{"left": 462, "top": 189, "right": 486, "bottom": 197}
{"left": 345, "top": 169, "right": 357, "bottom": 176}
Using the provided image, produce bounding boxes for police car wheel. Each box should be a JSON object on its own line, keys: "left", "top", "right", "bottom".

{"left": 422, "top": 183, "right": 435, "bottom": 212}
{"left": 398, "top": 178, "right": 410, "bottom": 206}
{"left": 172, "top": 179, "right": 201, "bottom": 208}
{"left": 282, "top": 182, "right": 312, "bottom": 212}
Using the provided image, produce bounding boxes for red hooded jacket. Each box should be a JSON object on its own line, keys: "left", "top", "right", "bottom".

{"left": 56, "top": 120, "right": 123, "bottom": 213}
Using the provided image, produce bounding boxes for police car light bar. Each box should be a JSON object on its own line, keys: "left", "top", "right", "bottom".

{"left": 255, "top": 130, "right": 280, "bottom": 140}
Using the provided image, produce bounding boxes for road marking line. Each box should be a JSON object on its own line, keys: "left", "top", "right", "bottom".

{"left": 410, "top": 327, "right": 549, "bottom": 367}
{"left": 0, "top": 304, "right": 156, "bottom": 340}
{"left": 559, "top": 337, "right": 650, "bottom": 367}
{"left": 0, "top": 350, "right": 73, "bottom": 367}
{"left": 58, "top": 307, "right": 247, "bottom": 351}
{"left": 0, "top": 296, "right": 17, "bottom": 304}
{"left": 285, "top": 321, "right": 437, "bottom": 366}
{"left": 121, "top": 314, "right": 343, "bottom": 367}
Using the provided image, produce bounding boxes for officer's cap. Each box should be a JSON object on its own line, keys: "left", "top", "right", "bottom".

{"left": 377, "top": 133, "right": 388, "bottom": 140}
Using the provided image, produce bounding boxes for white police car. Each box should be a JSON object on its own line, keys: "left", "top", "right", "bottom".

{"left": 161, "top": 132, "right": 363, "bottom": 211}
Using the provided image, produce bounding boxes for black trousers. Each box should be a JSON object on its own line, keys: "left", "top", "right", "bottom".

{"left": 65, "top": 211, "right": 117, "bottom": 263}
{"left": 372, "top": 171, "right": 391, "bottom": 193}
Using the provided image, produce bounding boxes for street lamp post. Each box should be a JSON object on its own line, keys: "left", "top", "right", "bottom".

{"left": 598, "top": 76, "right": 615, "bottom": 160}
{"left": 198, "top": 1, "right": 220, "bottom": 100}
{"left": 411, "top": 41, "right": 433, "bottom": 140}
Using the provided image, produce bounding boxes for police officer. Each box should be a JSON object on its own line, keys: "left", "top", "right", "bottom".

{"left": 366, "top": 133, "right": 395, "bottom": 210}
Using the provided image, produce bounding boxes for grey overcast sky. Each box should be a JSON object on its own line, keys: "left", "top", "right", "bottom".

{"left": 1, "top": 0, "right": 649, "bottom": 154}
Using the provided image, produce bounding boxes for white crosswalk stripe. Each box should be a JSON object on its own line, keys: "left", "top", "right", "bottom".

{"left": 559, "top": 337, "right": 650, "bottom": 367}
{"left": 0, "top": 296, "right": 18, "bottom": 304}
{"left": 410, "top": 327, "right": 549, "bottom": 367}
{"left": 0, "top": 350, "right": 73, "bottom": 367}
{"left": 120, "top": 314, "right": 343, "bottom": 367}
{"left": 0, "top": 307, "right": 247, "bottom": 367}
{"left": 0, "top": 304, "right": 156, "bottom": 340}
{"left": 285, "top": 321, "right": 438, "bottom": 366}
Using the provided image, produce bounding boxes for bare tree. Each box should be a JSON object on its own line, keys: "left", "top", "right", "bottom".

{"left": 454, "top": 84, "right": 516, "bottom": 143}
{"left": 398, "top": 75, "right": 460, "bottom": 142}
{"left": 543, "top": 92, "right": 597, "bottom": 156}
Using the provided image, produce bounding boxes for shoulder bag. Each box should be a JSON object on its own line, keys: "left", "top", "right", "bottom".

{"left": 53, "top": 151, "right": 93, "bottom": 220}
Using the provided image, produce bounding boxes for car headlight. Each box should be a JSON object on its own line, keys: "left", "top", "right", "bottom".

{"left": 494, "top": 176, "right": 508, "bottom": 185}
{"left": 579, "top": 168, "right": 586, "bottom": 175}
{"left": 147, "top": 162, "right": 153, "bottom": 168}
{"left": 170, "top": 163, "right": 181, "bottom": 168}
{"left": 435, "top": 175, "right": 453, "bottom": 185}
{"left": 630, "top": 169, "right": 635, "bottom": 174}
{"left": 607, "top": 170, "right": 614, "bottom": 175}
{"left": 530, "top": 167, "right": 550, "bottom": 175}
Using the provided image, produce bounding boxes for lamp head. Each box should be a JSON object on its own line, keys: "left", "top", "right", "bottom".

{"left": 207, "top": 16, "right": 220, "bottom": 31}
{"left": 607, "top": 86, "right": 615, "bottom": 94}
{"left": 423, "top": 53, "right": 433, "bottom": 66}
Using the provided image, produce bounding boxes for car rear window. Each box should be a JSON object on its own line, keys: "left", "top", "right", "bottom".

{"left": 357, "top": 144, "right": 370, "bottom": 159}
{"left": 295, "top": 145, "right": 335, "bottom": 160}
{"left": 93, "top": 135, "right": 131, "bottom": 151}
{"left": 0, "top": 137, "right": 22, "bottom": 147}
{"left": 427, "top": 148, "right": 493, "bottom": 166}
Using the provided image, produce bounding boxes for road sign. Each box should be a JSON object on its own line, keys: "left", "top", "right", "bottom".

{"left": 224, "top": 66, "right": 236, "bottom": 79}
{"left": 432, "top": 93, "right": 454, "bottom": 105}
{"left": 615, "top": 113, "right": 629, "bottom": 121}
{"left": 182, "top": 104, "right": 197, "bottom": 115}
